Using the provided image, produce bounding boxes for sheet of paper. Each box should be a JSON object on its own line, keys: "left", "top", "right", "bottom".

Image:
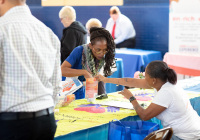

{"left": 56, "top": 77, "right": 83, "bottom": 107}
{"left": 99, "top": 101, "right": 134, "bottom": 110}
{"left": 62, "top": 77, "right": 83, "bottom": 96}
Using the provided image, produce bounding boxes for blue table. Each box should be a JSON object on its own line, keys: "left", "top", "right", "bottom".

{"left": 54, "top": 116, "right": 161, "bottom": 140}
{"left": 106, "top": 58, "right": 124, "bottom": 93}
{"left": 115, "top": 48, "right": 162, "bottom": 78}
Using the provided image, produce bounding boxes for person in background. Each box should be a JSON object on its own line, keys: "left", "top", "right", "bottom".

{"left": 0, "top": 0, "right": 62, "bottom": 140}
{"left": 61, "top": 27, "right": 116, "bottom": 99}
{"left": 86, "top": 18, "right": 102, "bottom": 43}
{"left": 59, "top": 6, "right": 87, "bottom": 63}
{"left": 106, "top": 6, "right": 136, "bottom": 48}
{"left": 95, "top": 61, "right": 200, "bottom": 140}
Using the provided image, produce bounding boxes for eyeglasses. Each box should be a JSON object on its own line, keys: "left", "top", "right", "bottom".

{"left": 93, "top": 48, "right": 108, "bottom": 55}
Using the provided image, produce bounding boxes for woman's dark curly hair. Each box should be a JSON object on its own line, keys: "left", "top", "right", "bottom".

{"left": 90, "top": 27, "right": 116, "bottom": 77}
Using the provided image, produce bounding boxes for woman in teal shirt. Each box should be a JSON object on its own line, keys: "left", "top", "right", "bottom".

{"left": 61, "top": 27, "right": 116, "bottom": 99}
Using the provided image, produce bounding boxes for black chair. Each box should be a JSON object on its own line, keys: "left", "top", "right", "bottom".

{"left": 143, "top": 127, "right": 173, "bottom": 140}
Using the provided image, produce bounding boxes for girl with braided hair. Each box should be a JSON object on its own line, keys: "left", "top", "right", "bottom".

{"left": 61, "top": 27, "right": 116, "bottom": 99}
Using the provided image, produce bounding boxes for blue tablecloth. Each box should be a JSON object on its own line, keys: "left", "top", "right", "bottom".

{"left": 106, "top": 58, "right": 124, "bottom": 93}
{"left": 54, "top": 115, "right": 162, "bottom": 140}
{"left": 115, "top": 48, "right": 162, "bottom": 78}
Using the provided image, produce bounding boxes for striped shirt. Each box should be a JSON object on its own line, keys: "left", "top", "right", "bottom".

{"left": 0, "top": 5, "right": 62, "bottom": 112}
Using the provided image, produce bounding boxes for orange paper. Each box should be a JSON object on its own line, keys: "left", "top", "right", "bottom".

{"left": 85, "top": 78, "right": 98, "bottom": 102}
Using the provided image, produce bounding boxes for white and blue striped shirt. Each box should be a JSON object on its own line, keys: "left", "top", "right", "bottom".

{"left": 0, "top": 5, "right": 62, "bottom": 112}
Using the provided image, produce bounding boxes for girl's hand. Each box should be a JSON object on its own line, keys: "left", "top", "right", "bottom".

{"left": 83, "top": 70, "right": 93, "bottom": 79}
{"left": 118, "top": 88, "right": 133, "bottom": 100}
{"left": 95, "top": 74, "right": 107, "bottom": 83}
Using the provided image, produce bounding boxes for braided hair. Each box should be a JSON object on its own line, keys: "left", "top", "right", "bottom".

{"left": 90, "top": 27, "right": 116, "bottom": 77}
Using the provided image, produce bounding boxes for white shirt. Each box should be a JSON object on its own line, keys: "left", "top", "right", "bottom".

{"left": 153, "top": 82, "right": 200, "bottom": 140}
{"left": 0, "top": 5, "right": 62, "bottom": 112}
{"left": 106, "top": 14, "right": 136, "bottom": 44}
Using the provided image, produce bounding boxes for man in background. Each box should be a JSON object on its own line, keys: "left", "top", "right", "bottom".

{"left": 106, "top": 6, "right": 136, "bottom": 48}
{"left": 0, "top": 0, "right": 62, "bottom": 139}
{"left": 59, "top": 6, "right": 87, "bottom": 63}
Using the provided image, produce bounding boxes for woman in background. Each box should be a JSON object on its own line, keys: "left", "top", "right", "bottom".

{"left": 85, "top": 18, "right": 102, "bottom": 43}
{"left": 59, "top": 6, "right": 87, "bottom": 63}
{"left": 95, "top": 61, "right": 200, "bottom": 140}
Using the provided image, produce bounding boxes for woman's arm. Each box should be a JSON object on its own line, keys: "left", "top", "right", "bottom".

{"left": 119, "top": 88, "right": 166, "bottom": 121}
{"left": 95, "top": 74, "right": 150, "bottom": 89}
{"left": 61, "top": 61, "right": 92, "bottom": 79}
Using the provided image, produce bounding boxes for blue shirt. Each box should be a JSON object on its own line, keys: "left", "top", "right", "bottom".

{"left": 66, "top": 45, "right": 85, "bottom": 82}
{"left": 65, "top": 45, "right": 85, "bottom": 99}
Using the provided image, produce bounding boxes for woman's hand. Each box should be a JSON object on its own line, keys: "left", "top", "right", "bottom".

{"left": 83, "top": 70, "right": 93, "bottom": 79}
{"left": 95, "top": 74, "right": 107, "bottom": 83}
{"left": 118, "top": 88, "right": 133, "bottom": 100}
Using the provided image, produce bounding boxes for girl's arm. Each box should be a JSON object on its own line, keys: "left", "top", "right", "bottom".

{"left": 95, "top": 74, "right": 151, "bottom": 89}
{"left": 61, "top": 61, "right": 92, "bottom": 79}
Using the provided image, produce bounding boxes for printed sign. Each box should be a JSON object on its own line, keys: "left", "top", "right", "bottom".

{"left": 169, "top": 0, "right": 200, "bottom": 54}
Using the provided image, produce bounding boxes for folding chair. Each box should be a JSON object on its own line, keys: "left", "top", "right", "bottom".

{"left": 143, "top": 127, "right": 173, "bottom": 140}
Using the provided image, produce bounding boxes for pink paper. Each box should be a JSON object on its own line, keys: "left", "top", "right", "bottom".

{"left": 135, "top": 96, "right": 152, "bottom": 101}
